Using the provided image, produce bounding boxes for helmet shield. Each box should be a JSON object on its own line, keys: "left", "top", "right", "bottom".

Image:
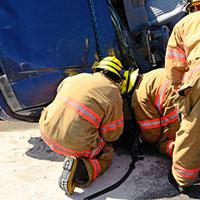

{"left": 120, "top": 69, "right": 139, "bottom": 95}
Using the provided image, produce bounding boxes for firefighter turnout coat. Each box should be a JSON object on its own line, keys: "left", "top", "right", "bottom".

{"left": 131, "top": 68, "right": 180, "bottom": 157}
{"left": 39, "top": 72, "right": 124, "bottom": 184}
{"left": 165, "top": 11, "right": 200, "bottom": 187}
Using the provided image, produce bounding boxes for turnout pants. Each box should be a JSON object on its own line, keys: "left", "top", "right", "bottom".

{"left": 81, "top": 143, "right": 114, "bottom": 187}
{"left": 41, "top": 130, "right": 114, "bottom": 187}
{"left": 172, "top": 76, "right": 200, "bottom": 187}
{"left": 132, "top": 85, "right": 179, "bottom": 157}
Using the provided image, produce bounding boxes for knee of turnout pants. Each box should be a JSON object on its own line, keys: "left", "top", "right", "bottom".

{"left": 81, "top": 143, "right": 114, "bottom": 185}
{"left": 133, "top": 97, "right": 162, "bottom": 143}
{"left": 133, "top": 92, "right": 179, "bottom": 157}
{"left": 172, "top": 78, "right": 200, "bottom": 187}
{"left": 134, "top": 104, "right": 178, "bottom": 157}
{"left": 157, "top": 120, "right": 179, "bottom": 158}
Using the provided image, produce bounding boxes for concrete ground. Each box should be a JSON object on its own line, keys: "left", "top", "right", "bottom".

{"left": 0, "top": 121, "right": 199, "bottom": 200}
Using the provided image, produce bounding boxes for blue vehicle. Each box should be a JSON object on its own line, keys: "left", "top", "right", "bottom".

{"left": 0, "top": 0, "right": 188, "bottom": 121}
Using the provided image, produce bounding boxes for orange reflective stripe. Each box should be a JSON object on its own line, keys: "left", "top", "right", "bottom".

{"left": 138, "top": 110, "right": 178, "bottom": 130}
{"left": 154, "top": 80, "right": 169, "bottom": 113}
{"left": 41, "top": 132, "right": 91, "bottom": 157}
{"left": 173, "top": 163, "right": 200, "bottom": 179}
{"left": 101, "top": 116, "right": 124, "bottom": 133}
{"left": 89, "top": 159, "right": 101, "bottom": 180}
{"left": 166, "top": 139, "right": 174, "bottom": 158}
{"left": 161, "top": 110, "right": 179, "bottom": 126}
{"left": 58, "top": 96, "right": 101, "bottom": 128}
{"left": 137, "top": 118, "right": 161, "bottom": 129}
{"left": 41, "top": 131, "right": 105, "bottom": 158}
{"left": 166, "top": 47, "right": 186, "bottom": 62}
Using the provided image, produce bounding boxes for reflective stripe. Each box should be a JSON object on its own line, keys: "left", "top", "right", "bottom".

{"left": 173, "top": 163, "right": 200, "bottom": 179}
{"left": 166, "top": 48, "right": 186, "bottom": 62}
{"left": 89, "top": 159, "right": 101, "bottom": 180}
{"left": 58, "top": 96, "right": 101, "bottom": 128}
{"left": 137, "top": 118, "right": 161, "bottom": 129}
{"left": 137, "top": 110, "right": 178, "bottom": 130}
{"left": 166, "top": 139, "right": 174, "bottom": 158}
{"left": 161, "top": 110, "right": 179, "bottom": 126}
{"left": 41, "top": 131, "right": 105, "bottom": 158}
{"left": 100, "top": 116, "right": 124, "bottom": 133}
{"left": 154, "top": 80, "right": 169, "bottom": 113}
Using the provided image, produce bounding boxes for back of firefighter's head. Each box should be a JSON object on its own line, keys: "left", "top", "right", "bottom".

{"left": 92, "top": 56, "right": 125, "bottom": 83}
{"left": 186, "top": 0, "right": 200, "bottom": 13}
{"left": 120, "top": 69, "right": 139, "bottom": 95}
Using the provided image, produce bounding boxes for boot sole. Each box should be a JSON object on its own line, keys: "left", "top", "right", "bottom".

{"left": 58, "top": 156, "right": 78, "bottom": 195}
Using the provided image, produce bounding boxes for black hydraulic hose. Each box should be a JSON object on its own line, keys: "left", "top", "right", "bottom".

{"left": 83, "top": 161, "right": 136, "bottom": 200}
{"left": 83, "top": 132, "right": 143, "bottom": 200}
{"left": 83, "top": 93, "right": 143, "bottom": 200}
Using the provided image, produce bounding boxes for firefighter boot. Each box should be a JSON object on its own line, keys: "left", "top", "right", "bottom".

{"left": 58, "top": 156, "right": 78, "bottom": 196}
{"left": 168, "top": 169, "right": 191, "bottom": 194}
{"left": 73, "top": 158, "right": 89, "bottom": 188}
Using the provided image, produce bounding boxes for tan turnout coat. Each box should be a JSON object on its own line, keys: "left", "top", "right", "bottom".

{"left": 131, "top": 68, "right": 180, "bottom": 157}
{"left": 165, "top": 11, "right": 200, "bottom": 186}
{"left": 39, "top": 72, "right": 124, "bottom": 183}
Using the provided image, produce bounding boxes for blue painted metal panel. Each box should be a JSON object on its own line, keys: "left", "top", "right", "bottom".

{"left": 0, "top": 0, "right": 119, "bottom": 121}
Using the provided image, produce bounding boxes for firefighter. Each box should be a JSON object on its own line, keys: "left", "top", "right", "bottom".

{"left": 186, "top": 0, "right": 200, "bottom": 13}
{"left": 165, "top": 10, "right": 200, "bottom": 194}
{"left": 39, "top": 56, "right": 124, "bottom": 195}
{"left": 120, "top": 68, "right": 180, "bottom": 158}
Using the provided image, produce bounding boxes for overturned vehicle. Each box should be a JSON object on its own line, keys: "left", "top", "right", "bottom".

{"left": 0, "top": 0, "right": 188, "bottom": 121}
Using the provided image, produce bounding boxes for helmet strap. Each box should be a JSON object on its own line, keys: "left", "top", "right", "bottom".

{"left": 101, "top": 70, "right": 122, "bottom": 83}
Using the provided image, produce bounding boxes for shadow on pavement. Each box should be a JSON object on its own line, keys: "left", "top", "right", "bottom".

{"left": 25, "top": 137, "right": 64, "bottom": 162}
{"left": 25, "top": 136, "right": 200, "bottom": 200}
{"left": 187, "top": 184, "right": 200, "bottom": 199}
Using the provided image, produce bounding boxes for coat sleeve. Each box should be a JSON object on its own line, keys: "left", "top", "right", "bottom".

{"left": 56, "top": 79, "right": 65, "bottom": 93}
{"left": 165, "top": 23, "right": 188, "bottom": 86}
{"left": 100, "top": 95, "right": 124, "bottom": 142}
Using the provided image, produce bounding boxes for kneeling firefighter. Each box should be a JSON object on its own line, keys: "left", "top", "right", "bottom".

{"left": 39, "top": 56, "right": 125, "bottom": 195}
{"left": 120, "top": 68, "right": 180, "bottom": 157}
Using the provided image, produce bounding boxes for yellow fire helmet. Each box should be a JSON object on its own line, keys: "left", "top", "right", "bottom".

{"left": 186, "top": 0, "right": 200, "bottom": 12}
{"left": 120, "top": 69, "right": 140, "bottom": 95}
{"left": 92, "top": 56, "right": 125, "bottom": 82}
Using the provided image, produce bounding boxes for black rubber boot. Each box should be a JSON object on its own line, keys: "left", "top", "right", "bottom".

{"left": 168, "top": 169, "right": 191, "bottom": 194}
{"left": 73, "top": 159, "right": 89, "bottom": 186}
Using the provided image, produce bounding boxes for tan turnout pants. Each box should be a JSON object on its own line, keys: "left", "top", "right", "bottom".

{"left": 81, "top": 143, "right": 114, "bottom": 186}
{"left": 172, "top": 75, "right": 200, "bottom": 187}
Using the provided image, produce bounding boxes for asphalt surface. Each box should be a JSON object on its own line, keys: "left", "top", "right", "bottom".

{"left": 0, "top": 121, "right": 199, "bottom": 200}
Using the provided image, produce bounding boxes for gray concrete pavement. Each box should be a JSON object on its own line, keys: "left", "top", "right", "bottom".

{"left": 0, "top": 121, "right": 199, "bottom": 200}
